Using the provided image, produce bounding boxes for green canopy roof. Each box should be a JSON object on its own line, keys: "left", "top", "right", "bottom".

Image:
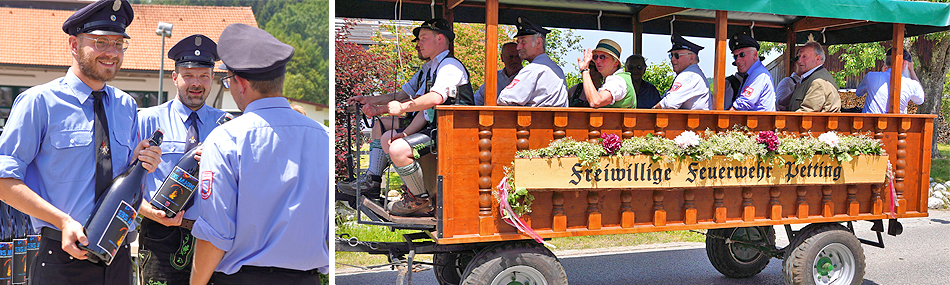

{"left": 338, "top": 0, "right": 950, "bottom": 44}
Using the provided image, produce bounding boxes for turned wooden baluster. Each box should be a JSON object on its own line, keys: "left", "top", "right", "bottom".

{"left": 775, "top": 115, "right": 786, "bottom": 131}
{"left": 822, "top": 185, "right": 834, "bottom": 217}
{"left": 589, "top": 112, "right": 603, "bottom": 143}
{"left": 683, "top": 189, "right": 696, "bottom": 225}
{"left": 515, "top": 112, "right": 531, "bottom": 227}
{"left": 653, "top": 190, "right": 666, "bottom": 226}
{"left": 587, "top": 191, "right": 601, "bottom": 230}
{"left": 896, "top": 118, "right": 910, "bottom": 214}
{"left": 871, "top": 183, "right": 883, "bottom": 215}
{"left": 718, "top": 113, "right": 730, "bottom": 131}
{"left": 742, "top": 187, "right": 754, "bottom": 221}
{"left": 875, "top": 117, "right": 887, "bottom": 215}
{"left": 796, "top": 186, "right": 809, "bottom": 219}
{"left": 714, "top": 188, "right": 726, "bottom": 223}
{"left": 621, "top": 190, "right": 634, "bottom": 228}
{"left": 828, "top": 116, "right": 838, "bottom": 132}
{"left": 656, "top": 113, "right": 668, "bottom": 138}
{"left": 847, "top": 184, "right": 859, "bottom": 216}
{"left": 478, "top": 111, "right": 495, "bottom": 236}
{"left": 801, "top": 116, "right": 813, "bottom": 136}
{"left": 687, "top": 114, "right": 700, "bottom": 132}
{"left": 552, "top": 112, "right": 568, "bottom": 232}
{"left": 622, "top": 113, "right": 636, "bottom": 139}
{"left": 770, "top": 187, "right": 783, "bottom": 220}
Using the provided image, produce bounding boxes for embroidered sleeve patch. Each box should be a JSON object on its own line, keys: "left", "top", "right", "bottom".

{"left": 670, "top": 82, "right": 682, "bottom": 92}
{"left": 505, "top": 79, "right": 520, "bottom": 89}
{"left": 742, "top": 86, "right": 754, "bottom": 98}
{"left": 200, "top": 171, "right": 213, "bottom": 200}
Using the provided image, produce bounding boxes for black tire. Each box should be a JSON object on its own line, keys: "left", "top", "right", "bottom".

{"left": 433, "top": 251, "right": 476, "bottom": 285}
{"left": 705, "top": 226, "right": 777, "bottom": 278}
{"left": 460, "top": 241, "right": 568, "bottom": 285}
{"left": 783, "top": 223, "right": 866, "bottom": 285}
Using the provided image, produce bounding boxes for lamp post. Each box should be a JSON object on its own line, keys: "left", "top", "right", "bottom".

{"left": 156, "top": 22, "right": 173, "bottom": 104}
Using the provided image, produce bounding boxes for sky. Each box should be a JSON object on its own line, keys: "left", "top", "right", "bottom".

{"left": 563, "top": 29, "right": 783, "bottom": 79}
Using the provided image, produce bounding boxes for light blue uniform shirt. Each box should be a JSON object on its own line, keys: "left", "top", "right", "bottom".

{"left": 191, "top": 97, "right": 329, "bottom": 274}
{"left": 0, "top": 69, "right": 140, "bottom": 231}
{"left": 138, "top": 99, "right": 227, "bottom": 220}
{"left": 497, "top": 53, "right": 568, "bottom": 107}
{"left": 732, "top": 61, "right": 776, "bottom": 111}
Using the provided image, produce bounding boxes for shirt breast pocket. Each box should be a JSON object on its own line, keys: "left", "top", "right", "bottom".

{"left": 111, "top": 130, "right": 133, "bottom": 165}
{"left": 160, "top": 141, "right": 186, "bottom": 157}
{"left": 49, "top": 130, "right": 93, "bottom": 183}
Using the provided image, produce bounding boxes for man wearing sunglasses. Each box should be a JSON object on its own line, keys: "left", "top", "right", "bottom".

{"left": 786, "top": 41, "right": 841, "bottom": 112}
{"left": 655, "top": 34, "right": 710, "bottom": 110}
{"left": 858, "top": 48, "right": 924, "bottom": 114}
{"left": 624, "top": 55, "right": 662, "bottom": 109}
{"left": 497, "top": 17, "right": 568, "bottom": 107}
{"left": 0, "top": 0, "right": 163, "bottom": 283}
{"left": 725, "top": 32, "right": 775, "bottom": 111}
{"left": 135, "top": 34, "right": 229, "bottom": 285}
{"left": 474, "top": 42, "right": 522, "bottom": 105}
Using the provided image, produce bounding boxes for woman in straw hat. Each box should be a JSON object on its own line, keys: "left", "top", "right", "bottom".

{"left": 577, "top": 39, "right": 637, "bottom": 108}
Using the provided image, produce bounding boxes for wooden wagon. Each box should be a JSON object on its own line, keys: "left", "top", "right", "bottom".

{"left": 336, "top": 0, "right": 950, "bottom": 284}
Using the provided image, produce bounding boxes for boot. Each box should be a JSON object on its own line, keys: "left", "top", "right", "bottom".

{"left": 337, "top": 174, "right": 382, "bottom": 201}
{"left": 390, "top": 191, "right": 433, "bottom": 217}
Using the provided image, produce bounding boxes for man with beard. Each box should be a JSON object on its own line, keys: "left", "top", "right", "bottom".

{"left": 0, "top": 0, "right": 162, "bottom": 283}
{"left": 136, "top": 34, "right": 228, "bottom": 285}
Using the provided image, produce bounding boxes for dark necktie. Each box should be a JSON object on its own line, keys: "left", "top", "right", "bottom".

{"left": 183, "top": 112, "right": 199, "bottom": 212}
{"left": 185, "top": 112, "right": 199, "bottom": 152}
{"left": 92, "top": 91, "right": 112, "bottom": 202}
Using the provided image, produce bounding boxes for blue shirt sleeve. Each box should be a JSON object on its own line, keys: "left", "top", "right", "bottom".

{"left": 192, "top": 129, "right": 237, "bottom": 252}
{"left": 0, "top": 90, "right": 47, "bottom": 181}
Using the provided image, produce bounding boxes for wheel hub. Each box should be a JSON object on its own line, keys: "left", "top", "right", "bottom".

{"left": 491, "top": 265, "right": 547, "bottom": 285}
{"left": 815, "top": 256, "right": 834, "bottom": 276}
{"left": 812, "top": 243, "right": 856, "bottom": 285}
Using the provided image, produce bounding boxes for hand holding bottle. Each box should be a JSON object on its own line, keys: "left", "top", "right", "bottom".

{"left": 137, "top": 203, "right": 184, "bottom": 227}
{"left": 60, "top": 218, "right": 88, "bottom": 260}
{"left": 133, "top": 139, "right": 163, "bottom": 173}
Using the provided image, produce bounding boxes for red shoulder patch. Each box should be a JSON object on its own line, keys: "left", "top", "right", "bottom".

{"left": 670, "top": 82, "right": 683, "bottom": 92}
{"left": 505, "top": 79, "right": 520, "bottom": 89}
{"left": 200, "top": 171, "right": 213, "bottom": 200}
{"left": 742, "top": 86, "right": 754, "bottom": 98}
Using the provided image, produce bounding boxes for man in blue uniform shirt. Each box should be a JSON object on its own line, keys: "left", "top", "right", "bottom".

{"left": 727, "top": 32, "right": 776, "bottom": 111}
{"left": 0, "top": 0, "right": 162, "bottom": 284}
{"left": 137, "top": 34, "right": 228, "bottom": 285}
{"left": 655, "top": 34, "right": 710, "bottom": 110}
{"left": 497, "top": 17, "right": 568, "bottom": 107}
{"left": 190, "top": 23, "right": 329, "bottom": 284}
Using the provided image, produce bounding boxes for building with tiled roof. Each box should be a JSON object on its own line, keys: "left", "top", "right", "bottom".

{"left": 0, "top": 1, "right": 260, "bottom": 128}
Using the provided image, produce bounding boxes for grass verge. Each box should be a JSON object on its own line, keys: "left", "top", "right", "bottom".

{"left": 932, "top": 144, "right": 950, "bottom": 183}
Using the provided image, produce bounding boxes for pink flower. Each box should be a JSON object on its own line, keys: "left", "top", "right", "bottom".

{"left": 818, "top": 131, "right": 839, "bottom": 148}
{"left": 601, "top": 133, "right": 621, "bottom": 155}
{"left": 674, "top": 131, "right": 701, "bottom": 148}
{"left": 756, "top": 131, "right": 780, "bottom": 152}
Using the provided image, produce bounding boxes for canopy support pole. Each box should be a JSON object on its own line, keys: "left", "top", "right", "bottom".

{"left": 713, "top": 10, "right": 727, "bottom": 110}
{"left": 485, "top": 0, "right": 499, "bottom": 106}
{"left": 889, "top": 23, "right": 905, "bottom": 114}
{"left": 632, "top": 13, "right": 643, "bottom": 55}
{"left": 786, "top": 27, "right": 796, "bottom": 77}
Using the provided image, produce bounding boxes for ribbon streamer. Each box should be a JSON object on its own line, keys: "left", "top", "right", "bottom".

{"left": 886, "top": 161, "right": 899, "bottom": 218}
{"left": 497, "top": 177, "right": 555, "bottom": 248}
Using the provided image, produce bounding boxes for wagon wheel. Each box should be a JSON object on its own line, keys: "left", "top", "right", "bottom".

{"left": 783, "top": 223, "right": 865, "bottom": 285}
{"left": 433, "top": 251, "right": 476, "bottom": 285}
{"left": 460, "top": 241, "right": 567, "bottom": 285}
{"left": 705, "top": 226, "right": 777, "bottom": 278}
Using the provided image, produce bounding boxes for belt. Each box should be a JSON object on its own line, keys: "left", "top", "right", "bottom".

{"left": 180, "top": 219, "right": 195, "bottom": 230}
{"left": 41, "top": 227, "right": 62, "bottom": 242}
{"left": 238, "top": 265, "right": 320, "bottom": 275}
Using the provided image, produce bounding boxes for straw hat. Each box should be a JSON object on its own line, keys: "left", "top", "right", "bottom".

{"left": 594, "top": 39, "right": 622, "bottom": 62}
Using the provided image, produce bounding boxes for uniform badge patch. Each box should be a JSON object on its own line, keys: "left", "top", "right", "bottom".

{"left": 742, "top": 86, "right": 754, "bottom": 98}
{"left": 200, "top": 171, "right": 213, "bottom": 199}
{"left": 670, "top": 82, "right": 682, "bottom": 92}
{"left": 505, "top": 79, "right": 520, "bottom": 89}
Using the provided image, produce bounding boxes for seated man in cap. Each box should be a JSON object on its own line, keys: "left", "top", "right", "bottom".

{"left": 655, "top": 34, "right": 710, "bottom": 110}
{"left": 474, "top": 42, "right": 522, "bottom": 105}
{"left": 859, "top": 48, "right": 924, "bottom": 114}
{"left": 578, "top": 39, "right": 636, "bottom": 108}
{"left": 726, "top": 32, "right": 776, "bottom": 111}
{"left": 191, "top": 23, "right": 328, "bottom": 284}
{"left": 344, "top": 18, "right": 474, "bottom": 217}
{"left": 625, "top": 55, "right": 662, "bottom": 109}
{"left": 785, "top": 40, "right": 841, "bottom": 112}
{"left": 136, "top": 34, "right": 229, "bottom": 285}
{"left": 0, "top": 0, "right": 163, "bottom": 284}
{"left": 497, "top": 17, "right": 568, "bottom": 107}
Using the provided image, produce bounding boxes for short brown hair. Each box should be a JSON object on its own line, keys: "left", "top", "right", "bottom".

{"left": 247, "top": 74, "right": 285, "bottom": 95}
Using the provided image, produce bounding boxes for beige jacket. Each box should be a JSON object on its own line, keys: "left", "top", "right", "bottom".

{"left": 787, "top": 66, "right": 841, "bottom": 112}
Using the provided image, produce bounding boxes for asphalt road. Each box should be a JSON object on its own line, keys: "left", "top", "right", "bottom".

{"left": 335, "top": 210, "right": 950, "bottom": 284}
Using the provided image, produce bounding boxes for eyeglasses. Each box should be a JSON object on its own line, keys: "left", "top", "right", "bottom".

{"left": 221, "top": 75, "right": 235, "bottom": 89}
{"left": 592, "top": 54, "right": 609, "bottom": 60}
{"left": 733, "top": 52, "right": 748, "bottom": 60}
{"left": 631, "top": 64, "right": 645, "bottom": 70}
{"left": 79, "top": 36, "right": 129, "bottom": 52}
{"left": 793, "top": 55, "right": 801, "bottom": 62}
{"left": 668, "top": 52, "right": 692, "bottom": 60}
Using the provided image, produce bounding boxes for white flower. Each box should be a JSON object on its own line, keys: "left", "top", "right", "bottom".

{"left": 818, "top": 131, "right": 839, "bottom": 148}
{"left": 674, "top": 131, "right": 701, "bottom": 148}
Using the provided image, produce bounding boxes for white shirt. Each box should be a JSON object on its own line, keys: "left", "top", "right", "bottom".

{"left": 858, "top": 69, "right": 925, "bottom": 114}
{"left": 600, "top": 73, "right": 629, "bottom": 104}
{"left": 657, "top": 64, "right": 710, "bottom": 110}
{"left": 497, "top": 53, "right": 568, "bottom": 107}
{"left": 401, "top": 50, "right": 468, "bottom": 103}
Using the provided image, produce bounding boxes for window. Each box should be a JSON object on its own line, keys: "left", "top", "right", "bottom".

{"left": 126, "top": 91, "right": 165, "bottom": 108}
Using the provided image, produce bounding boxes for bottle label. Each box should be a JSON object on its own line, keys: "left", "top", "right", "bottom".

{"left": 0, "top": 242, "right": 11, "bottom": 284}
{"left": 12, "top": 239, "right": 24, "bottom": 284}
{"left": 96, "top": 201, "right": 137, "bottom": 260}
{"left": 151, "top": 166, "right": 199, "bottom": 213}
{"left": 25, "top": 235, "right": 38, "bottom": 283}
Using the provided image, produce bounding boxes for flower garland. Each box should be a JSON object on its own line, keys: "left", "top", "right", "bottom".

{"left": 500, "top": 128, "right": 886, "bottom": 218}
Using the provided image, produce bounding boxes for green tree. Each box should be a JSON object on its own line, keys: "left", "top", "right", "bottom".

{"left": 644, "top": 60, "right": 676, "bottom": 93}
{"left": 263, "top": 0, "right": 329, "bottom": 105}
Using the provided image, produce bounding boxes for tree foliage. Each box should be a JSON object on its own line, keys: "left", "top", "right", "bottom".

{"left": 644, "top": 60, "right": 676, "bottom": 93}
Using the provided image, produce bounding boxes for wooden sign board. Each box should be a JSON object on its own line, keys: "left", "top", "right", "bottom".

{"left": 513, "top": 155, "right": 887, "bottom": 190}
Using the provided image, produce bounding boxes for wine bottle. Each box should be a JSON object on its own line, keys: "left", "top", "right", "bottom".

{"left": 78, "top": 129, "right": 163, "bottom": 265}
{"left": 149, "top": 113, "right": 232, "bottom": 218}
{"left": 10, "top": 208, "right": 24, "bottom": 285}
{"left": 149, "top": 145, "right": 200, "bottom": 218}
{"left": 0, "top": 203, "right": 13, "bottom": 285}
